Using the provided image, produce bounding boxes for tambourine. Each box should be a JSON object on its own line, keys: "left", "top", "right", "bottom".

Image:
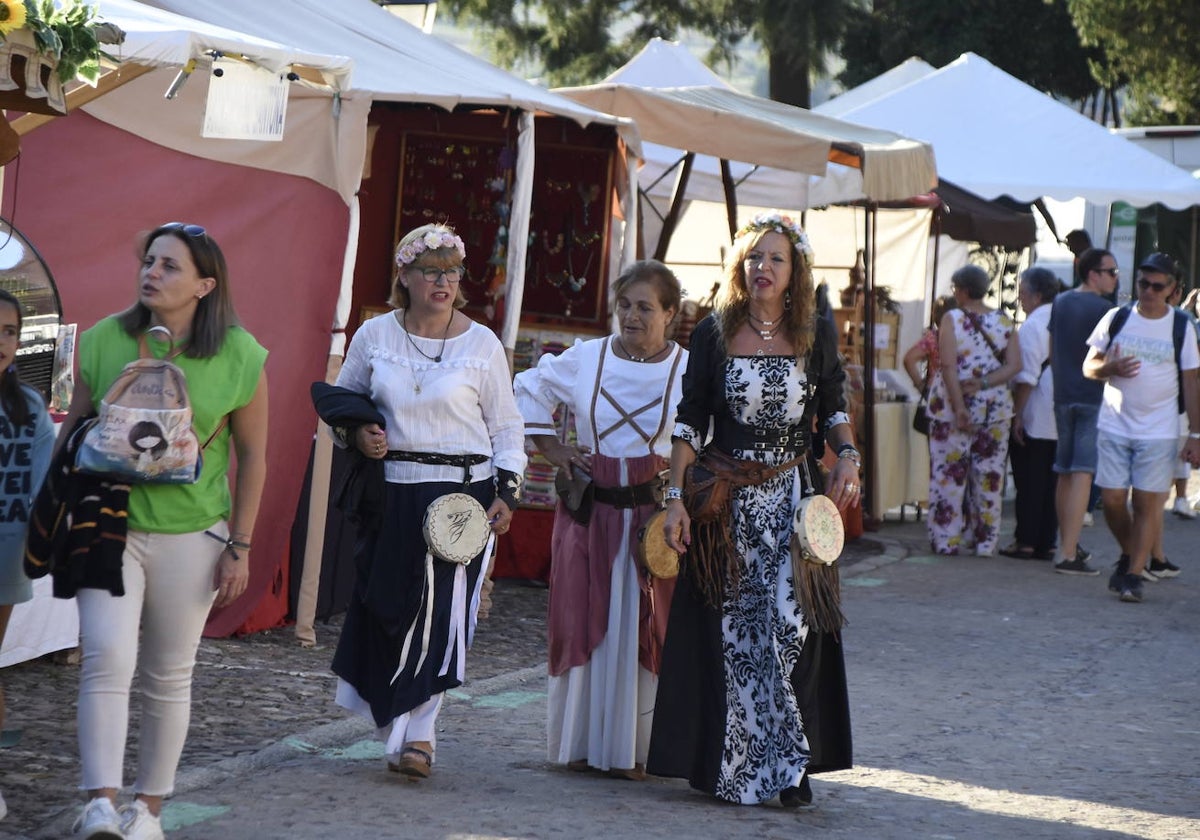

{"left": 637, "top": 509, "right": 679, "bottom": 579}
{"left": 422, "top": 493, "right": 490, "bottom": 565}
{"left": 791, "top": 494, "right": 844, "bottom": 566}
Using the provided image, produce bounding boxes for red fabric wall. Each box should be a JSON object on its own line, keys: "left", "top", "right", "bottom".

{"left": 7, "top": 112, "right": 349, "bottom": 635}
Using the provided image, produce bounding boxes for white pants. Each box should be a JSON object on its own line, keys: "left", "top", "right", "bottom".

{"left": 77, "top": 528, "right": 222, "bottom": 795}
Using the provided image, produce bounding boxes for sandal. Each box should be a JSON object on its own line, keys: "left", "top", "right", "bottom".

{"left": 390, "top": 745, "right": 433, "bottom": 779}
{"left": 780, "top": 774, "right": 814, "bottom": 809}
{"left": 998, "top": 543, "right": 1036, "bottom": 559}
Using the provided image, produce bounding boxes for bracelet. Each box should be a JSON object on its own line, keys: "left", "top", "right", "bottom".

{"left": 665, "top": 486, "right": 683, "bottom": 501}
{"left": 1190, "top": 433, "right": 1200, "bottom": 440}
{"left": 982, "top": 375, "right": 989, "bottom": 389}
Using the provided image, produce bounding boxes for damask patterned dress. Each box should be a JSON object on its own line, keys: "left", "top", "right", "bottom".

{"left": 647, "top": 315, "right": 853, "bottom": 805}
{"left": 925, "top": 308, "right": 1014, "bottom": 555}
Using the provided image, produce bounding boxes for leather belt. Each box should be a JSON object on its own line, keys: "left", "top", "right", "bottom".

{"left": 714, "top": 419, "right": 810, "bottom": 453}
{"left": 385, "top": 450, "right": 489, "bottom": 486}
{"left": 592, "top": 480, "right": 661, "bottom": 509}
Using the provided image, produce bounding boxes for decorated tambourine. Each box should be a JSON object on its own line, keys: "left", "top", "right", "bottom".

{"left": 637, "top": 509, "right": 679, "bottom": 579}
{"left": 791, "top": 494, "right": 845, "bottom": 566}
{"left": 422, "top": 493, "right": 490, "bottom": 565}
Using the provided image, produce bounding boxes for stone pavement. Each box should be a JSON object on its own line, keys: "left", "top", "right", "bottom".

{"left": 2, "top": 502, "right": 1200, "bottom": 839}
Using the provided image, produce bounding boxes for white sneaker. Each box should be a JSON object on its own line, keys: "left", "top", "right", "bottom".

{"left": 1082, "top": 512, "right": 1094, "bottom": 527}
{"left": 72, "top": 797, "right": 124, "bottom": 839}
{"left": 120, "top": 800, "right": 165, "bottom": 840}
{"left": 118, "top": 800, "right": 164, "bottom": 840}
{"left": 1173, "top": 498, "right": 1197, "bottom": 519}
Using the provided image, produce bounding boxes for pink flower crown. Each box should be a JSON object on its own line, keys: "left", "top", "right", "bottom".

{"left": 395, "top": 229, "right": 467, "bottom": 267}
{"left": 736, "top": 212, "right": 814, "bottom": 263}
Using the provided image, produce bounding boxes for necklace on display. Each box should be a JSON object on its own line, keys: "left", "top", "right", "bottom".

{"left": 616, "top": 336, "right": 669, "bottom": 363}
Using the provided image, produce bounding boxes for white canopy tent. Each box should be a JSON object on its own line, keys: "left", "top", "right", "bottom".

{"left": 138, "top": 0, "right": 640, "bottom": 357}
{"left": 830, "top": 52, "right": 1200, "bottom": 210}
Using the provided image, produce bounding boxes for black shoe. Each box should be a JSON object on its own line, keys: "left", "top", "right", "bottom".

{"left": 1109, "top": 554, "right": 1131, "bottom": 593}
{"left": 780, "top": 774, "right": 814, "bottom": 809}
{"left": 1117, "top": 573, "right": 1143, "bottom": 603}
{"left": 1148, "top": 556, "right": 1181, "bottom": 579}
{"left": 1075, "top": 545, "right": 1093, "bottom": 564}
{"left": 1055, "top": 556, "right": 1100, "bottom": 576}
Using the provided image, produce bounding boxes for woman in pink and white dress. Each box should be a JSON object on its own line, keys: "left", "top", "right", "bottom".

{"left": 514, "top": 260, "right": 686, "bottom": 780}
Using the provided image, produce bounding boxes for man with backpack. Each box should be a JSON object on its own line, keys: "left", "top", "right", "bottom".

{"left": 1084, "top": 253, "right": 1200, "bottom": 603}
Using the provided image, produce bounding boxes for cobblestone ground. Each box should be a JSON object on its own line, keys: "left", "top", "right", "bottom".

{"left": 0, "top": 576, "right": 557, "bottom": 837}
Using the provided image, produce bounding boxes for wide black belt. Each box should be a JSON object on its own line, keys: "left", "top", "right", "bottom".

{"left": 592, "top": 480, "right": 661, "bottom": 509}
{"left": 385, "top": 450, "right": 489, "bottom": 486}
{"left": 714, "top": 418, "right": 810, "bottom": 453}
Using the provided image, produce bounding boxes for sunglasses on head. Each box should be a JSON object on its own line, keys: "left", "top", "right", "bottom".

{"left": 161, "top": 222, "right": 207, "bottom": 239}
{"left": 1137, "top": 278, "right": 1171, "bottom": 292}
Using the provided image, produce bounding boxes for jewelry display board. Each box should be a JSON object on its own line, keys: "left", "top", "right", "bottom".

{"left": 393, "top": 121, "right": 614, "bottom": 329}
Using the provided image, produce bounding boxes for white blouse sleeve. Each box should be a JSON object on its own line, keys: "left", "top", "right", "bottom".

{"left": 334, "top": 319, "right": 374, "bottom": 394}
{"left": 512, "top": 339, "right": 583, "bottom": 437}
{"left": 478, "top": 332, "right": 528, "bottom": 476}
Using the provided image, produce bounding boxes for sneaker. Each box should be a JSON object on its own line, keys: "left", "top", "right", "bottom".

{"left": 1148, "top": 556, "right": 1181, "bottom": 579}
{"left": 1108, "top": 555, "right": 1130, "bottom": 592}
{"left": 1055, "top": 555, "right": 1100, "bottom": 576}
{"left": 1173, "top": 498, "right": 1196, "bottom": 519}
{"left": 1082, "top": 512, "right": 1094, "bottom": 527}
{"left": 1075, "top": 545, "right": 1093, "bottom": 565}
{"left": 1141, "top": 565, "right": 1160, "bottom": 582}
{"left": 118, "top": 800, "right": 163, "bottom": 840}
{"left": 1118, "top": 573, "right": 1143, "bottom": 603}
{"left": 72, "top": 797, "right": 123, "bottom": 839}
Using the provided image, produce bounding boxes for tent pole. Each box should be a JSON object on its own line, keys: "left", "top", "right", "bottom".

{"left": 1191, "top": 206, "right": 1198, "bottom": 290}
{"left": 863, "top": 204, "right": 878, "bottom": 527}
{"left": 653, "top": 151, "right": 694, "bottom": 261}
{"left": 719, "top": 158, "right": 738, "bottom": 240}
{"left": 931, "top": 209, "right": 942, "bottom": 325}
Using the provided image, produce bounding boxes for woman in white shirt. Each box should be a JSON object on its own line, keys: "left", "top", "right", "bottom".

{"left": 329, "top": 223, "right": 526, "bottom": 780}
{"left": 1003, "top": 266, "right": 1062, "bottom": 559}
{"left": 514, "top": 260, "right": 686, "bottom": 780}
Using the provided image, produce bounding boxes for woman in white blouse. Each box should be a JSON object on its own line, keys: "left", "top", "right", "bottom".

{"left": 514, "top": 260, "right": 686, "bottom": 780}
{"left": 330, "top": 223, "right": 527, "bottom": 780}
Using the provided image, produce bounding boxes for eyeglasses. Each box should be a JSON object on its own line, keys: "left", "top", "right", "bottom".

{"left": 1095, "top": 267, "right": 1119, "bottom": 278}
{"left": 1137, "top": 278, "right": 1171, "bottom": 292}
{"left": 410, "top": 266, "right": 464, "bottom": 283}
{"left": 161, "top": 222, "right": 208, "bottom": 239}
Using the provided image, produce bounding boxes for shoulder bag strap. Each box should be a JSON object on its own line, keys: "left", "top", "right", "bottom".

{"left": 963, "top": 310, "right": 1005, "bottom": 366}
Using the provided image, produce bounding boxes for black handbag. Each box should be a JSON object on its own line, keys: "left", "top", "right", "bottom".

{"left": 912, "top": 394, "right": 931, "bottom": 436}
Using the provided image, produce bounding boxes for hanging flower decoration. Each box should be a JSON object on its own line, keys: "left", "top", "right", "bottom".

{"left": 736, "top": 211, "right": 815, "bottom": 265}
{"left": 16, "top": 0, "right": 115, "bottom": 85}
{"left": 0, "top": 1, "right": 28, "bottom": 36}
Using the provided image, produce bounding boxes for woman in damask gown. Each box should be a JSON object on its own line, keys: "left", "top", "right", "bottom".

{"left": 649, "top": 213, "right": 859, "bottom": 808}
{"left": 514, "top": 260, "right": 686, "bottom": 780}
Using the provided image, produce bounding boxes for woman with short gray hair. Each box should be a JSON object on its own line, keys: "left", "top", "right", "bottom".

{"left": 925, "top": 264, "right": 1022, "bottom": 555}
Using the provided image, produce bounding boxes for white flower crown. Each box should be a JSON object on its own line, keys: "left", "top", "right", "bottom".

{"left": 736, "top": 211, "right": 814, "bottom": 262}
{"left": 395, "top": 229, "right": 467, "bottom": 267}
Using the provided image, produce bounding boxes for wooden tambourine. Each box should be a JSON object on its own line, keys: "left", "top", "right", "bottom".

{"left": 637, "top": 509, "right": 679, "bottom": 579}
{"left": 792, "top": 494, "right": 845, "bottom": 566}
{"left": 422, "top": 493, "right": 490, "bottom": 565}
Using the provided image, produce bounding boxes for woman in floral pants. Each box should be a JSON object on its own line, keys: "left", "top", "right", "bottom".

{"left": 925, "top": 265, "right": 1022, "bottom": 555}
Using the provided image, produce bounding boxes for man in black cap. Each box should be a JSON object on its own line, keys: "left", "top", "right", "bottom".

{"left": 1084, "top": 253, "right": 1200, "bottom": 603}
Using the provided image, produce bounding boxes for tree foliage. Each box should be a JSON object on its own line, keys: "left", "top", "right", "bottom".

{"left": 839, "top": 0, "right": 1102, "bottom": 103}
{"left": 1068, "top": 0, "right": 1200, "bottom": 125}
{"left": 441, "top": 0, "right": 860, "bottom": 107}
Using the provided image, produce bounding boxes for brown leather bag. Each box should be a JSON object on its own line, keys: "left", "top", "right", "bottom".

{"left": 683, "top": 448, "right": 805, "bottom": 522}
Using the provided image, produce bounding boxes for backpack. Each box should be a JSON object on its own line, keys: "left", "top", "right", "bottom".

{"left": 1105, "top": 304, "right": 1191, "bottom": 413}
{"left": 75, "top": 329, "right": 217, "bottom": 484}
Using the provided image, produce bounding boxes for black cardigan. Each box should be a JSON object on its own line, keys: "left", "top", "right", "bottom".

{"left": 675, "top": 313, "right": 847, "bottom": 457}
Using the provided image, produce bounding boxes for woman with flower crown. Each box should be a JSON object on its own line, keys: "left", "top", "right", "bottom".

{"left": 647, "top": 212, "right": 859, "bottom": 808}
{"left": 327, "top": 222, "right": 526, "bottom": 781}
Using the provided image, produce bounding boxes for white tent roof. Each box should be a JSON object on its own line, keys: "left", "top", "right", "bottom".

{"left": 568, "top": 39, "right": 935, "bottom": 209}
{"left": 96, "top": 0, "right": 353, "bottom": 85}
{"left": 828, "top": 52, "right": 1200, "bottom": 209}
{"left": 813, "top": 57, "right": 934, "bottom": 118}
{"left": 137, "top": 0, "right": 636, "bottom": 139}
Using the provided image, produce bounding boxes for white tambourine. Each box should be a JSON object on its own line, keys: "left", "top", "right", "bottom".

{"left": 792, "top": 494, "right": 845, "bottom": 566}
{"left": 422, "top": 493, "right": 490, "bottom": 565}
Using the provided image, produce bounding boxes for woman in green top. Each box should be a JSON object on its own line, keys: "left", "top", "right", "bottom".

{"left": 63, "top": 223, "right": 268, "bottom": 840}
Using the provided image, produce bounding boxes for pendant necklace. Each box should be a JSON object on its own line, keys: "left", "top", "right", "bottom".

{"left": 615, "top": 336, "right": 669, "bottom": 363}
{"left": 403, "top": 309, "right": 453, "bottom": 393}
{"left": 748, "top": 312, "right": 783, "bottom": 341}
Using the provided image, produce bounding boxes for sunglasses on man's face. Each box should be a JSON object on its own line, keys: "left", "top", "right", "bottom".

{"left": 1137, "top": 278, "right": 1171, "bottom": 292}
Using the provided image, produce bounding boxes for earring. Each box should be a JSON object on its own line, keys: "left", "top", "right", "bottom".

{"left": 784, "top": 290, "right": 793, "bottom": 310}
